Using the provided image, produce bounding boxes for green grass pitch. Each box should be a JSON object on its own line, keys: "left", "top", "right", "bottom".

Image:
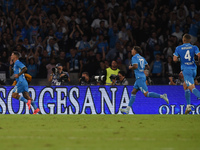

{"left": 0, "top": 115, "right": 200, "bottom": 150}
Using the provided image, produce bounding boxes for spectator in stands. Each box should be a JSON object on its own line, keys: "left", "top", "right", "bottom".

{"left": 75, "top": 34, "right": 91, "bottom": 54}
{"left": 149, "top": 54, "right": 164, "bottom": 78}
{"left": 169, "top": 71, "right": 184, "bottom": 85}
{"left": 164, "top": 56, "right": 181, "bottom": 78}
{"left": 189, "top": 14, "right": 200, "bottom": 44}
{"left": 105, "top": 60, "right": 120, "bottom": 85}
{"left": 0, "top": 0, "right": 200, "bottom": 86}
{"left": 26, "top": 51, "right": 38, "bottom": 78}
{"left": 56, "top": 51, "right": 67, "bottom": 70}
{"left": 91, "top": 12, "right": 108, "bottom": 33}
{"left": 172, "top": 25, "right": 183, "bottom": 41}
{"left": 163, "top": 40, "right": 174, "bottom": 59}
{"left": 96, "top": 34, "right": 109, "bottom": 54}
{"left": 79, "top": 72, "right": 92, "bottom": 85}
{"left": 118, "top": 26, "right": 129, "bottom": 46}
{"left": 46, "top": 58, "right": 56, "bottom": 80}
{"left": 49, "top": 63, "right": 70, "bottom": 86}
{"left": 111, "top": 70, "right": 128, "bottom": 85}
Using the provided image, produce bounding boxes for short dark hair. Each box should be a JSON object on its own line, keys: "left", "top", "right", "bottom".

{"left": 12, "top": 51, "right": 20, "bottom": 58}
{"left": 183, "top": 34, "right": 191, "bottom": 40}
{"left": 118, "top": 71, "right": 125, "bottom": 77}
{"left": 82, "top": 72, "right": 89, "bottom": 77}
{"left": 133, "top": 46, "right": 142, "bottom": 55}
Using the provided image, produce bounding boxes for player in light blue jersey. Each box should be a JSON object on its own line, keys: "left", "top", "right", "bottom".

{"left": 120, "top": 46, "right": 169, "bottom": 114}
{"left": 173, "top": 34, "right": 200, "bottom": 114}
{"left": 10, "top": 51, "right": 40, "bottom": 114}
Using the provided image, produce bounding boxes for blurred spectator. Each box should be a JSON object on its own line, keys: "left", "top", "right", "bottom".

{"left": 56, "top": 51, "right": 67, "bottom": 70}
{"left": 75, "top": 34, "right": 90, "bottom": 54}
{"left": 96, "top": 34, "right": 109, "bottom": 54}
{"left": 111, "top": 70, "right": 128, "bottom": 85}
{"left": 169, "top": 72, "right": 184, "bottom": 85}
{"left": 164, "top": 56, "right": 181, "bottom": 78}
{"left": 49, "top": 63, "right": 70, "bottom": 86}
{"left": 0, "top": 0, "right": 199, "bottom": 85}
{"left": 26, "top": 51, "right": 38, "bottom": 78}
{"left": 79, "top": 72, "right": 92, "bottom": 85}
{"left": 67, "top": 48, "right": 83, "bottom": 75}
{"left": 105, "top": 60, "right": 120, "bottom": 85}
{"left": 118, "top": 26, "right": 129, "bottom": 46}
{"left": 144, "top": 70, "right": 154, "bottom": 85}
{"left": 91, "top": 13, "right": 108, "bottom": 33}
{"left": 172, "top": 25, "right": 183, "bottom": 41}
{"left": 149, "top": 54, "right": 164, "bottom": 78}
{"left": 46, "top": 58, "right": 56, "bottom": 80}
{"left": 163, "top": 40, "right": 174, "bottom": 59}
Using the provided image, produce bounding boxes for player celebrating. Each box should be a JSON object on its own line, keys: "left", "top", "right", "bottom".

{"left": 173, "top": 34, "right": 200, "bottom": 114}
{"left": 120, "top": 46, "right": 169, "bottom": 114}
{"left": 10, "top": 51, "right": 40, "bottom": 114}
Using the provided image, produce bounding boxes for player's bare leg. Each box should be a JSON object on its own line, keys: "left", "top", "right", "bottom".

{"left": 23, "top": 92, "right": 40, "bottom": 114}
{"left": 12, "top": 92, "right": 31, "bottom": 109}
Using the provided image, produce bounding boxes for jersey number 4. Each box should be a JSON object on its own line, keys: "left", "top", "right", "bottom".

{"left": 184, "top": 50, "right": 191, "bottom": 61}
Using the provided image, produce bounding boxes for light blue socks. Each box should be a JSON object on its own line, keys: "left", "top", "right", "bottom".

{"left": 147, "top": 92, "right": 161, "bottom": 98}
{"left": 128, "top": 94, "right": 136, "bottom": 107}
{"left": 185, "top": 89, "right": 191, "bottom": 105}
{"left": 19, "top": 96, "right": 28, "bottom": 103}
{"left": 31, "top": 101, "right": 38, "bottom": 110}
{"left": 192, "top": 88, "right": 200, "bottom": 99}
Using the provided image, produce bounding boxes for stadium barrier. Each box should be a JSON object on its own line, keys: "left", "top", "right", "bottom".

{"left": 0, "top": 86, "right": 200, "bottom": 114}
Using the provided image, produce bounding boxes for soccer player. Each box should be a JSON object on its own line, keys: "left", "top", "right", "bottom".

{"left": 10, "top": 51, "right": 40, "bottom": 114}
{"left": 120, "top": 46, "right": 169, "bottom": 114}
{"left": 173, "top": 34, "right": 200, "bottom": 114}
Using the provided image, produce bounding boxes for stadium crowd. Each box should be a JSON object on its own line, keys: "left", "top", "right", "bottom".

{"left": 0, "top": 0, "right": 200, "bottom": 85}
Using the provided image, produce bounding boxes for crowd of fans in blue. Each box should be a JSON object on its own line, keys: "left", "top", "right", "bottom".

{"left": 0, "top": 0, "right": 200, "bottom": 84}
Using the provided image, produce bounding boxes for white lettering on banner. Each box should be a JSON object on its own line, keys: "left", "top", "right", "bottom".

{"left": 171, "top": 105, "right": 175, "bottom": 114}
{"left": 191, "top": 105, "right": 195, "bottom": 114}
{"left": 48, "top": 104, "right": 55, "bottom": 114}
{"left": 196, "top": 105, "right": 200, "bottom": 114}
{"left": 159, "top": 105, "right": 170, "bottom": 114}
{"left": 68, "top": 87, "right": 80, "bottom": 114}
{"left": 99, "top": 87, "right": 117, "bottom": 114}
{"left": 81, "top": 87, "right": 96, "bottom": 114}
{"left": 56, "top": 87, "right": 68, "bottom": 114}
{"left": 0, "top": 88, "right": 6, "bottom": 114}
{"left": 39, "top": 87, "right": 54, "bottom": 114}
{"left": 1, "top": 86, "right": 200, "bottom": 114}
{"left": 7, "top": 88, "right": 24, "bottom": 114}
{"left": 159, "top": 105, "right": 190, "bottom": 114}
{"left": 119, "top": 87, "right": 134, "bottom": 114}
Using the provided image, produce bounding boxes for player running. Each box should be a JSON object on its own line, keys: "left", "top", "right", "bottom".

{"left": 120, "top": 46, "right": 169, "bottom": 114}
{"left": 173, "top": 34, "right": 200, "bottom": 114}
{"left": 10, "top": 51, "right": 40, "bottom": 114}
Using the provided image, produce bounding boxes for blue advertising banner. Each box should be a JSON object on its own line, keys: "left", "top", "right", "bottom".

{"left": 0, "top": 86, "right": 200, "bottom": 114}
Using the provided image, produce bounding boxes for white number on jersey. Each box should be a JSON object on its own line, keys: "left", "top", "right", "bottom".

{"left": 184, "top": 50, "right": 191, "bottom": 61}
{"left": 139, "top": 59, "right": 144, "bottom": 69}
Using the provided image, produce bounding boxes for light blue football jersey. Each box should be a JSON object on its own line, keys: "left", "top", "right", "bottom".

{"left": 174, "top": 43, "right": 200, "bottom": 70}
{"left": 131, "top": 53, "right": 148, "bottom": 79}
{"left": 13, "top": 60, "right": 26, "bottom": 82}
